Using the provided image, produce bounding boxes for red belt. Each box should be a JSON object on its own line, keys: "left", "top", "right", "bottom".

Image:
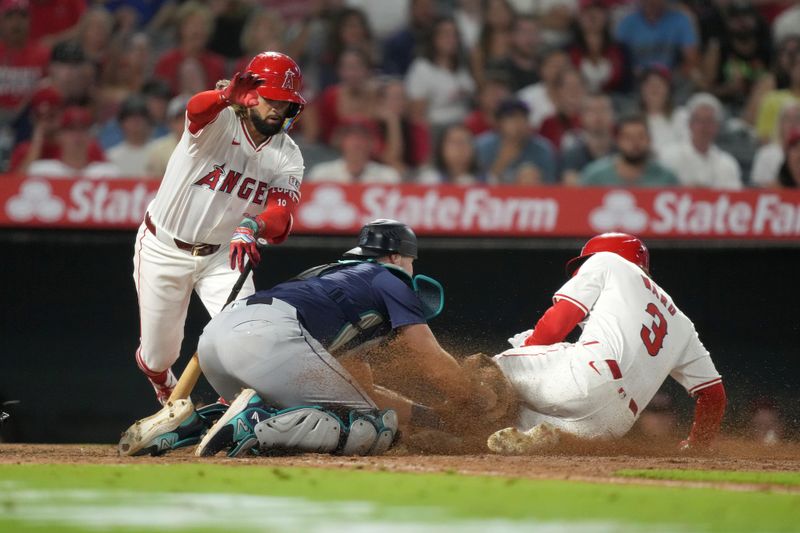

{"left": 144, "top": 212, "right": 221, "bottom": 257}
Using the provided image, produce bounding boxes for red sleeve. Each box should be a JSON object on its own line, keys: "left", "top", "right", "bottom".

{"left": 686, "top": 381, "right": 726, "bottom": 448}
{"left": 186, "top": 90, "right": 228, "bottom": 134}
{"left": 254, "top": 188, "right": 300, "bottom": 245}
{"left": 523, "top": 299, "right": 586, "bottom": 346}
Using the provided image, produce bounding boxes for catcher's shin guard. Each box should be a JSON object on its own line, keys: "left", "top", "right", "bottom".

{"left": 340, "top": 410, "right": 398, "bottom": 456}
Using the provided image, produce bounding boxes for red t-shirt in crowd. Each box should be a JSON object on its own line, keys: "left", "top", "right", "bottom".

{"left": 464, "top": 110, "right": 493, "bottom": 136}
{"left": 539, "top": 113, "right": 581, "bottom": 151}
{"left": 28, "top": 0, "right": 87, "bottom": 44}
{"left": 0, "top": 41, "right": 50, "bottom": 110}
{"left": 568, "top": 45, "right": 627, "bottom": 93}
{"left": 8, "top": 139, "right": 105, "bottom": 172}
{"left": 154, "top": 49, "right": 227, "bottom": 94}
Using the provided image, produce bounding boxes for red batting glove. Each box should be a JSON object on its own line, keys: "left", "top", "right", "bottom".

{"left": 229, "top": 218, "right": 262, "bottom": 272}
{"left": 221, "top": 72, "right": 264, "bottom": 108}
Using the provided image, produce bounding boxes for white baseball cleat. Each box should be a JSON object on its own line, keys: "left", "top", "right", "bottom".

{"left": 118, "top": 399, "right": 195, "bottom": 456}
{"left": 487, "top": 422, "right": 560, "bottom": 455}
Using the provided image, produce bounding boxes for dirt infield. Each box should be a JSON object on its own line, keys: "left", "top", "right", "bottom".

{"left": 1, "top": 437, "right": 798, "bottom": 492}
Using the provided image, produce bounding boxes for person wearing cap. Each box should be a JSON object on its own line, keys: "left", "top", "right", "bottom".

{"left": 106, "top": 95, "right": 156, "bottom": 177}
{"left": 0, "top": 0, "right": 49, "bottom": 115}
{"left": 26, "top": 105, "right": 120, "bottom": 178}
{"left": 9, "top": 91, "right": 106, "bottom": 174}
{"left": 145, "top": 94, "right": 191, "bottom": 178}
{"left": 659, "top": 93, "right": 743, "bottom": 190}
{"left": 475, "top": 97, "right": 557, "bottom": 184}
{"left": 307, "top": 119, "right": 402, "bottom": 184}
{"left": 123, "top": 219, "right": 510, "bottom": 458}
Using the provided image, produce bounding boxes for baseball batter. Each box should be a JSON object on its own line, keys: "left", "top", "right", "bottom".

{"left": 133, "top": 52, "right": 306, "bottom": 405}
{"left": 488, "top": 233, "right": 727, "bottom": 453}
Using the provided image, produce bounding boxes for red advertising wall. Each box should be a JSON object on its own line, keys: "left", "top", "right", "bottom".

{"left": 2, "top": 176, "right": 799, "bottom": 240}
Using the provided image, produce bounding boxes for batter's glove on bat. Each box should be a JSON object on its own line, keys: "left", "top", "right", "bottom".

{"left": 221, "top": 71, "right": 264, "bottom": 108}
{"left": 230, "top": 217, "right": 262, "bottom": 272}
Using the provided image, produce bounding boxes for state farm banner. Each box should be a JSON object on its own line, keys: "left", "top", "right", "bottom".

{"left": 1, "top": 176, "right": 799, "bottom": 240}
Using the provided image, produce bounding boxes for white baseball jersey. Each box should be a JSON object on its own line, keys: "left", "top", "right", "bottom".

{"left": 554, "top": 251, "right": 721, "bottom": 407}
{"left": 148, "top": 107, "right": 304, "bottom": 245}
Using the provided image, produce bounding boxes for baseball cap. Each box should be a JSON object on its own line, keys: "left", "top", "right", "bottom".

{"left": 495, "top": 98, "right": 530, "bottom": 120}
{"left": 50, "top": 41, "right": 86, "bottom": 64}
{"left": 118, "top": 95, "right": 150, "bottom": 121}
{"left": 0, "top": 0, "right": 28, "bottom": 14}
{"left": 60, "top": 106, "right": 93, "bottom": 129}
{"left": 640, "top": 62, "right": 672, "bottom": 83}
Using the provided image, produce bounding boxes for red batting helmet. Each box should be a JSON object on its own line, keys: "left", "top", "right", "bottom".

{"left": 565, "top": 232, "right": 650, "bottom": 276}
{"left": 246, "top": 51, "right": 305, "bottom": 111}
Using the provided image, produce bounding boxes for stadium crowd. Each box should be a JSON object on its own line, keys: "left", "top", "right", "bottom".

{"left": 2, "top": 0, "right": 800, "bottom": 189}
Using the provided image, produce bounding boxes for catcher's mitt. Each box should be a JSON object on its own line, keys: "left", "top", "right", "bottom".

{"left": 460, "top": 353, "right": 519, "bottom": 425}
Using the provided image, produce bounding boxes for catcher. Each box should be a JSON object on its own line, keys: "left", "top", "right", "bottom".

{"left": 488, "top": 233, "right": 727, "bottom": 454}
{"left": 125, "top": 219, "right": 514, "bottom": 457}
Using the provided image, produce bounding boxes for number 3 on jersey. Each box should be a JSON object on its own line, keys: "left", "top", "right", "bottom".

{"left": 641, "top": 303, "right": 668, "bottom": 356}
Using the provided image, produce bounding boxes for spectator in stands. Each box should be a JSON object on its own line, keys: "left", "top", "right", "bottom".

{"left": 27, "top": 0, "right": 85, "bottom": 48}
{"left": 154, "top": 1, "right": 225, "bottom": 95}
{"left": 316, "top": 7, "right": 377, "bottom": 91}
{"left": 659, "top": 93, "right": 743, "bottom": 190}
{"left": 303, "top": 47, "right": 377, "bottom": 146}
{"left": 99, "top": 32, "right": 152, "bottom": 112}
{"left": 615, "top": 0, "right": 699, "bottom": 79}
{"left": 533, "top": 0, "right": 577, "bottom": 49}
{"left": 27, "top": 106, "right": 119, "bottom": 178}
{"left": 581, "top": 113, "right": 679, "bottom": 187}
{"left": 486, "top": 15, "right": 540, "bottom": 92}
{"left": 772, "top": 3, "right": 800, "bottom": 46}
{"left": 742, "top": 36, "right": 800, "bottom": 128}
{"left": 470, "top": 0, "right": 515, "bottom": 87}
{"left": 9, "top": 88, "right": 104, "bottom": 174}
{"left": 465, "top": 69, "right": 512, "bottom": 136}
{"left": 560, "top": 93, "right": 615, "bottom": 186}
{"left": 0, "top": 0, "right": 49, "bottom": 117}
{"left": 751, "top": 102, "right": 800, "bottom": 187}
{"left": 107, "top": 95, "right": 155, "bottom": 177}
{"left": 307, "top": 120, "right": 401, "bottom": 184}
{"left": 777, "top": 129, "right": 800, "bottom": 189}
{"left": 701, "top": 1, "right": 770, "bottom": 114}
{"left": 476, "top": 98, "right": 557, "bottom": 185}
{"left": 539, "top": 68, "right": 586, "bottom": 150}
{"left": 73, "top": 5, "right": 114, "bottom": 71}
{"left": 638, "top": 65, "right": 686, "bottom": 156}
{"left": 232, "top": 8, "right": 286, "bottom": 75}
{"left": 374, "top": 78, "right": 430, "bottom": 178}
{"left": 568, "top": 0, "right": 627, "bottom": 93}
{"left": 383, "top": 0, "right": 438, "bottom": 76}
{"left": 98, "top": 79, "right": 171, "bottom": 150}
{"left": 517, "top": 47, "right": 570, "bottom": 129}
{"left": 47, "top": 41, "right": 95, "bottom": 106}
{"left": 146, "top": 94, "right": 189, "bottom": 179}
{"left": 206, "top": 0, "right": 251, "bottom": 60}
{"left": 347, "top": 0, "right": 409, "bottom": 42}
{"left": 454, "top": 0, "right": 481, "bottom": 51}
{"left": 405, "top": 17, "right": 476, "bottom": 130}
{"left": 417, "top": 123, "right": 482, "bottom": 185}
{"left": 754, "top": 52, "right": 800, "bottom": 143}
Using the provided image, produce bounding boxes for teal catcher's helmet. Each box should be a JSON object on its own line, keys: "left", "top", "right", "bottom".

{"left": 344, "top": 219, "right": 418, "bottom": 259}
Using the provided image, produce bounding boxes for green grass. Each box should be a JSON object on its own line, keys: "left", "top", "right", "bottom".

{"left": 617, "top": 469, "right": 800, "bottom": 487}
{"left": 0, "top": 464, "right": 798, "bottom": 532}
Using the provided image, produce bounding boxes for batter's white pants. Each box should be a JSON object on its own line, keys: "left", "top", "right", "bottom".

{"left": 197, "top": 299, "right": 377, "bottom": 412}
{"left": 494, "top": 342, "right": 637, "bottom": 439}
{"left": 132, "top": 222, "right": 255, "bottom": 374}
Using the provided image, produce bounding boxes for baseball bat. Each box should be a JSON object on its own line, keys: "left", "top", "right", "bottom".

{"left": 166, "top": 244, "right": 261, "bottom": 403}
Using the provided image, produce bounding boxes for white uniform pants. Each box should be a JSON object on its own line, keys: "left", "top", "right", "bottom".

{"left": 132, "top": 221, "right": 255, "bottom": 374}
{"left": 494, "top": 342, "right": 637, "bottom": 439}
{"left": 197, "top": 299, "right": 376, "bottom": 412}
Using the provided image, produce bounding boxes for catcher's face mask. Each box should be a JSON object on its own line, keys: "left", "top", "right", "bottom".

{"left": 412, "top": 274, "right": 444, "bottom": 321}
